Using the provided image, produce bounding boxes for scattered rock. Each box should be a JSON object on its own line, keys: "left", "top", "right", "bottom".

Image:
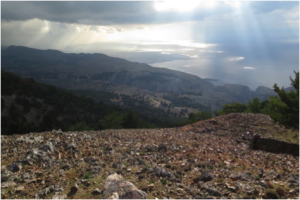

{"left": 52, "top": 193, "right": 66, "bottom": 199}
{"left": 148, "top": 183, "right": 155, "bottom": 191}
{"left": 35, "top": 185, "right": 62, "bottom": 198}
{"left": 67, "top": 184, "right": 79, "bottom": 197}
{"left": 1, "top": 117, "right": 299, "bottom": 199}
{"left": 84, "top": 157, "right": 99, "bottom": 165}
{"left": 92, "top": 188, "right": 103, "bottom": 195}
{"left": 194, "top": 171, "right": 214, "bottom": 182}
{"left": 103, "top": 173, "right": 147, "bottom": 199}
{"left": 39, "top": 141, "right": 56, "bottom": 153}
{"left": 153, "top": 167, "right": 173, "bottom": 178}
{"left": 158, "top": 143, "right": 167, "bottom": 153}
{"left": 202, "top": 183, "right": 222, "bottom": 197}
{"left": 265, "top": 189, "right": 279, "bottom": 199}
{"left": 7, "top": 161, "right": 22, "bottom": 172}
{"left": 66, "top": 143, "right": 77, "bottom": 151}
{"left": 16, "top": 136, "right": 44, "bottom": 144}
{"left": 15, "top": 185, "right": 25, "bottom": 193}
{"left": 1, "top": 181, "right": 17, "bottom": 189}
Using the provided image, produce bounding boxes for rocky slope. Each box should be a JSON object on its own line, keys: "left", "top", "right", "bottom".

{"left": 1, "top": 113, "right": 299, "bottom": 199}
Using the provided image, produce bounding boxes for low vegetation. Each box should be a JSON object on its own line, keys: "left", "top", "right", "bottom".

{"left": 1, "top": 70, "right": 157, "bottom": 135}
{"left": 215, "top": 71, "right": 299, "bottom": 130}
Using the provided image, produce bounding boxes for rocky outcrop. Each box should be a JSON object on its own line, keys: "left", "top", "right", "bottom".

{"left": 1, "top": 113, "right": 299, "bottom": 199}
{"left": 103, "top": 173, "right": 147, "bottom": 199}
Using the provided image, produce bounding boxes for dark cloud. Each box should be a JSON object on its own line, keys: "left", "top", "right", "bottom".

{"left": 1, "top": 2, "right": 156, "bottom": 25}
{"left": 3, "top": 1, "right": 297, "bottom": 25}
{"left": 1, "top": 1, "right": 298, "bottom": 90}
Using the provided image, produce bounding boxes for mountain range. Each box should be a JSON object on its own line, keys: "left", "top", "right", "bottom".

{"left": 1, "top": 45, "right": 285, "bottom": 115}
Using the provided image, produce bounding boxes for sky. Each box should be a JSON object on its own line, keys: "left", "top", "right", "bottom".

{"left": 1, "top": 1, "right": 299, "bottom": 90}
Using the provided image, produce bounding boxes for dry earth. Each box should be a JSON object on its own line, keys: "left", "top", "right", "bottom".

{"left": 1, "top": 113, "right": 299, "bottom": 199}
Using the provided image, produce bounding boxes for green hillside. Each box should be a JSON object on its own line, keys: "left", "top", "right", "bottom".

{"left": 1, "top": 70, "right": 170, "bottom": 135}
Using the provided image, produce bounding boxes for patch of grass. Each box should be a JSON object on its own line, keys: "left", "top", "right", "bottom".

{"left": 149, "top": 178, "right": 154, "bottom": 184}
{"left": 65, "top": 169, "right": 79, "bottom": 179}
{"left": 83, "top": 172, "right": 93, "bottom": 179}
{"left": 255, "top": 175, "right": 260, "bottom": 180}
{"left": 161, "top": 179, "right": 167, "bottom": 185}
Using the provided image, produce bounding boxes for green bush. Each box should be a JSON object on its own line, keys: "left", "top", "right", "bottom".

{"left": 214, "top": 71, "right": 299, "bottom": 130}
{"left": 68, "top": 121, "right": 88, "bottom": 131}
{"left": 214, "top": 102, "right": 247, "bottom": 116}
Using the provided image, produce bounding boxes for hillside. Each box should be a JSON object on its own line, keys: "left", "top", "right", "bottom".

{"left": 1, "top": 46, "right": 278, "bottom": 114}
{"left": 1, "top": 113, "right": 299, "bottom": 199}
{"left": 1, "top": 70, "right": 169, "bottom": 135}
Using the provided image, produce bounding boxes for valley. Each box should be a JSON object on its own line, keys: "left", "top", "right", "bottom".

{"left": 1, "top": 46, "right": 279, "bottom": 117}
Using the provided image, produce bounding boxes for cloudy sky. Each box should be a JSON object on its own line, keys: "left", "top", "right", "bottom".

{"left": 2, "top": 1, "right": 299, "bottom": 90}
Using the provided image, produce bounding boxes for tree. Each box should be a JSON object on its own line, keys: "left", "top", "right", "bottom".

{"left": 189, "top": 111, "right": 212, "bottom": 122}
{"left": 246, "top": 98, "right": 262, "bottom": 113}
{"left": 263, "top": 71, "right": 299, "bottom": 129}
{"left": 214, "top": 102, "right": 247, "bottom": 116}
{"left": 262, "top": 96, "right": 287, "bottom": 124}
{"left": 122, "top": 111, "right": 141, "bottom": 129}
{"left": 68, "top": 121, "right": 88, "bottom": 131}
{"left": 97, "top": 112, "right": 124, "bottom": 130}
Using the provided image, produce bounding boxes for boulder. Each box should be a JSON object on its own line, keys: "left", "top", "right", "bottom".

{"left": 21, "top": 142, "right": 58, "bottom": 169}
{"left": 39, "top": 142, "right": 55, "bottom": 153}
{"left": 7, "top": 161, "right": 22, "bottom": 172}
{"left": 103, "top": 173, "right": 147, "bottom": 199}
{"left": 153, "top": 167, "right": 173, "bottom": 178}
{"left": 158, "top": 143, "right": 167, "bottom": 153}
{"left": 194, "top": 171, "right": 214, "bottom": 182}
{"left": 202, "top": 183, "right": 222, "bottom": 197}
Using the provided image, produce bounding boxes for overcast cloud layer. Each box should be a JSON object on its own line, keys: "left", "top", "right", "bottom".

{"left": 1, "top": 1, "right": 299, "bottom": 90}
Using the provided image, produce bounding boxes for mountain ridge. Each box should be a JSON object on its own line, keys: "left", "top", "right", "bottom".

{"left": 2, "top": 45, "right": 279, "bottom": 112}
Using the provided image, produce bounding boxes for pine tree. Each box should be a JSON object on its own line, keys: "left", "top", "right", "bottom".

{"left": 270, "top": 71, "right": 300, "bottom": 128}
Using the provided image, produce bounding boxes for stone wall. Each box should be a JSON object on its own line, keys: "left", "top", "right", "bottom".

{"left": 250, "top": 135, "right": 299, "bottom": 157}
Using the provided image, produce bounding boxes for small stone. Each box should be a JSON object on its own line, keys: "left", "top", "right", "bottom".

{"left": 81, "top": 179, "right": 91, "bottom": 186}
{"left": 225, "top": 183, "right": 237, "bottom": 192}
{"left": 66, "top": 143, "right": 77, "bottom": 151}
{"left": 158, "top": 143, "right": 167, "bottom": 153}
{"left": 1, "top": 181, "right": 17, "bottom": 189}
{"left": 70, "top": 184, "right": 78, "bottom": 194}
{"left": 52, "top": 193, "right": 66, "bottom": 199}
{"left": 177, "top": 188, "right": 184, "bottom": 193}
{"left": 194, "top": 171, "right": 214, "bottom": 183}
{"left": 61, "top": 164, "right": 70, "bottom": 170}
{"left": 103, "top": 173, "right": 147, "bottom": 199}
{"left": 276, "top": 187, "right": 285, "bottom": 196}
{"left": 202, "top": 183, "right": 222, "bottom": 197}
{"left": 15, "top": 185, "right": 25, "bottom": 192}
{"left": 7, "top": 161, "right": 22, "bottom": 172}
{"left": 92, "top": 188, "right": 103, "bottom": 195}
{"left": 148, "top": 183, "right": 155, "bottom": 190}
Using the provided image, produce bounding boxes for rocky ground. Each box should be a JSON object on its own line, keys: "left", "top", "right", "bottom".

{"left": 1, "top": 113, "right": 299, "bottom": 199}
